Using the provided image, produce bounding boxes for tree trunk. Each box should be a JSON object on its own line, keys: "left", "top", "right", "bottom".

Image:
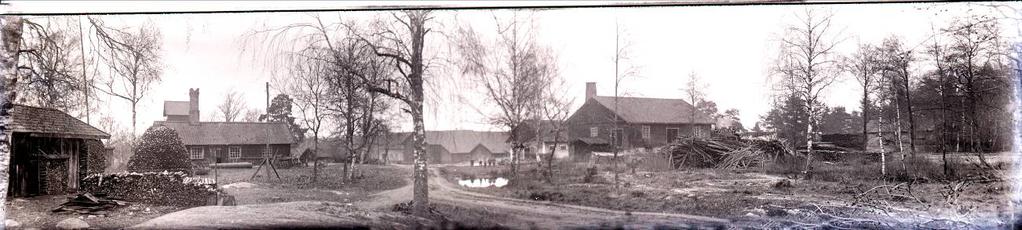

{"left": 1, "top": 16, "right": 25, "bottom": 223}
{"left": 902, "top": 69, "right": 916, "bottom": 155}
{"left": 408, "top": 12, "right": 429, "bottom": 216}
{"left": 877, "top": 108, "right": 887, "bottom": 176}
{"left": 861, "top": 87, "right": 869, "bottom": 152}
{"left": 968, "top": 91, "right": 992, "bottom": 169}
{"left": 410, "top": 102, "right": 428, "bottom": 216}
{"left": 803, "top": 99, "right": 815, "bottom": 178}
{"left": 312, "top": 134, "right": 319, "bottom": 187}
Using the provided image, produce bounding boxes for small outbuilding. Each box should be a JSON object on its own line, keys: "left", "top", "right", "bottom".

{"left": 5, "top": 105, "right": 110, "bottom": 197}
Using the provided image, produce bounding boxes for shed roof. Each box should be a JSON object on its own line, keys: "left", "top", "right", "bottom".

{"left": 591, "top": 96, "right": 715, "bottom": 124}
{"left": 8, "top": 105, "right": 110, "bottom": 139}
{"left": 163, "top": 101, "right": 189, "bottom": 116}
{"left": 160, "top": 121, "right": 295, "bottom": 146}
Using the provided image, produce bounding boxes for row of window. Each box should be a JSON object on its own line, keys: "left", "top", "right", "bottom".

{"left": 589, "top": 126, "right": 703, "bottom": 140}
{"left": 189, "top": 146, "right": 243, "bottom": 160}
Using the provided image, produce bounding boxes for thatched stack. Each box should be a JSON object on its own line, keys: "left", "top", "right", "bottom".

{"left": 658, "top": 135, "right": 797, "bottom": 169}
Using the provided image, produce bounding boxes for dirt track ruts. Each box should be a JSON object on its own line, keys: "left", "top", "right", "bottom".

{"left": 359, "top": 165, "right": 731, "bottom": 229}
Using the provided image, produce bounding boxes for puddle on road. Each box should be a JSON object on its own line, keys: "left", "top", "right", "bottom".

{"left": 458, "top": 178, "right": 509, "bottom": 188}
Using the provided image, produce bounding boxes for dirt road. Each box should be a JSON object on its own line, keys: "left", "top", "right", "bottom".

{"left": 359, "top": 165, "right": 730, "bottom": 229}
{"left": 136, "top": 164, "right": 730, "bottom": 229}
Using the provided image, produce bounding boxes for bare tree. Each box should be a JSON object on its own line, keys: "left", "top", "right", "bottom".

{"left": 941, "top": 15, "right": 1008, "bottom": 169}
{"left": 773, "top": 9, "right": 844, "bottom": 177}
{"left": 88, "top": 17, "right": 162, "bottom": 138}
{"left": 608, "top": 21, "right": 641, "bottom": 188}
{"left": 842, "top": 42, "right": 882, "bottom": 173}
{"left": 684, "top": 71, "right": 707, "bottom": 137}
{"left": 216, "top": 90, "right": 247, "bottom": 122}
{"left": 453, "top": 11, "right": 556, "bottom": 183}
{"left": 347, "top": 10, "right": 436, "bottom": 215}
{"left": 242, "top": 108, "right": 262, "bottom": 122}
{"left": 15, "top": 18, "right": 94, "bottom": 118}
{"left": 876, "top": 36, "right": 918, "bottom": 176}
{"left": 539, "top": 79, "right": 571, "bottom": 184}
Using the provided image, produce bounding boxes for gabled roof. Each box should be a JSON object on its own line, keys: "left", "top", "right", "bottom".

{"left": 398, "top": 130, "right": 511, "bottom": 154}
{"left": 591, "top": 96, "right": 715, "bottom": 124}
{"left": 164, "top": 101, "right": 189, "bottom": 116}
{"left": 8, "top": 105, "right": 110, "bottom": 139}
{"left": 160, "top": 121, "right": 294, "bottom": 146}
{"left": 514, "top": 119, "right": 569, "bottom": 143}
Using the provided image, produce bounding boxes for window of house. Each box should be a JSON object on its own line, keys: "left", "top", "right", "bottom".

{"left": 666, "top": 128, "right": 680, "bottom": 141}
{"left": 611, "top": 128, "right": 624, "bottom": 146}
{"left": 189, "top": 147, "right": 203, "bottom": 160}
{"left": 229, "top": 146, "right": 241, "bottom": 159}
{"left": 641, "top": 125, "right": 651, "bottom": 139}
{"left": 590, "top": 127, "right": 598, "bottom": 137}
{"left": 559, "top": 145, "right": 568, "bottom": 150}
{"left": 210, "top": 147, "right": 223, "bottom": 159}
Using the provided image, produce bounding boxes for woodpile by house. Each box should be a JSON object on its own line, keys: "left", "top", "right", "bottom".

{"left": 658, "top": 134, "right": 798, "bottom": 169}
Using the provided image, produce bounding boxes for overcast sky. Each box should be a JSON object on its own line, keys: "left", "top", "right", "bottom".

{"left": 7, "top": 1, "right": 1020, "bottom": 135}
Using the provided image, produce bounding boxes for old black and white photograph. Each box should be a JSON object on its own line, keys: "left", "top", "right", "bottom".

{"left": 1, "top": 1, "right": 1021, "bottom": 229}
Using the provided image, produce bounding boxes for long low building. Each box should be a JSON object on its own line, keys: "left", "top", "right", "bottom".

{"left": 382, "top": 130, "right": 511, "bottom": 164}
{"left": 157, "top": 88, "right": 295, "bottom": 164}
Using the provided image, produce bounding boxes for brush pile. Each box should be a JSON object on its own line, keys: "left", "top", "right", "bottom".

{"left": 658, "top": 134, "right": 797, "bottom": 169}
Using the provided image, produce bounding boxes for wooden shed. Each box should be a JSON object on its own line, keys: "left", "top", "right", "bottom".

{"left": 5, "top": 105, "right": 110, "bottom": 197}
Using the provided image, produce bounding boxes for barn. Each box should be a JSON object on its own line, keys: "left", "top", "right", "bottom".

{"left": 5, "top": 105, "right": 110, "bottom": 197}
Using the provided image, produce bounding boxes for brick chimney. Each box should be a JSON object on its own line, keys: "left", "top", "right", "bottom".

{"left": 189, "top": 88, "right": 200, "bottom": 125}
{"left": 585, "top": 82, "right": 597, "bottom": 100}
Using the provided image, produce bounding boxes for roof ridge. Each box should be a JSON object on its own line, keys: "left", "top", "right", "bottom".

{"left": 13, "top": 104, "right": 61, "bottom": 112}
{"left": 595, "top": 95, "right": 689, "bottom": 101}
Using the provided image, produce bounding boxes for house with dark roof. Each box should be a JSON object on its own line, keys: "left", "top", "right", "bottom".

{"left": 6, "top": 105, "right": 110, "bottom": 197}
{"left": 155, "top": 89, "right": 295, "bottom": 164}
{"left": 566, "top": 82, "right": 715, "bottom": 161}
{"left": 388, "top": 130, "right": 511, "bottom": 164}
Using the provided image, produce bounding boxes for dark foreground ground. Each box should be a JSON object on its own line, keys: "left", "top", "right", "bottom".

{"left": 10, "top": 152, "right": 1013, "bottom": 229}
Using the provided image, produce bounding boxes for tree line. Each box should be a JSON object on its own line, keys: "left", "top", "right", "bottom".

{"left": 761, "top": 9, "right": 1016, "bottom": 178}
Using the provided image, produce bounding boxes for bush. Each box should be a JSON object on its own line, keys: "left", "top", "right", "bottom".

{"left": 128, "top": 125, "right": 191, "bottom": 174}
{"left": 81, "top": 171, "right": 221, "bottom": 207}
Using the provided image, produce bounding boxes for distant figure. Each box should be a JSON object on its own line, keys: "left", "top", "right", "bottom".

{"left": 470, "top": 160, "right": 475, "bottom": 167}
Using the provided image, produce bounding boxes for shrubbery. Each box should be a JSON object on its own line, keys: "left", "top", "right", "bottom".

{"left": 81, "top": 171, "right": 222, "bottom": 207}
{"left": 128, "top": 125, "right": 191, "bottom": 174}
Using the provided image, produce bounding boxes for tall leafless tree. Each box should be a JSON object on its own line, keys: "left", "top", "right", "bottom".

{"left": 88, "top": 17, "right": 162, "bottom": 138}
{"left": 348, "top": 11, "right": 435, "bottom": 215}
{"left": 684, "top": 71, "right": 707, "bottom": 137}
{"left": 773, "top": 9, "right": 844, "bottom": 177}
{"left": 843, "top": 43, "right": 880, "bottom": 154}
{"left": 538, "top": 78, "right": 571, "bottom": 184}
{"left": 453, "top": 11, "right": 556, "bottom": 183}
{"left": 609, "top": 21, "right": 640, "bottom": 188}
{"left": 216, "top": 90, "right": 247, "bottom": 122}
{"left": 941, "top": 15, "right": 1007, "bottom": 169}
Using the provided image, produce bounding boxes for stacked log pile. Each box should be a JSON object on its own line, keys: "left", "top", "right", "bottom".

{"left": 658, "top": 134, "right": 798, "bottom": 169}
{"left": 81, "top": 171, "right": 222, "bottom": 207}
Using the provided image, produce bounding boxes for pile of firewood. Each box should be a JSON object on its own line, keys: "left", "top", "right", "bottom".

{"left": 658, "top": 135, "right": 797, "bottom": 169}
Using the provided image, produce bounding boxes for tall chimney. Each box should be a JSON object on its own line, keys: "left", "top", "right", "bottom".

{"left": 585, "top": 82, "right": 597, "bottom": 100}
{"left": 189, "top": 88, "right": 200, "bottom": 125}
